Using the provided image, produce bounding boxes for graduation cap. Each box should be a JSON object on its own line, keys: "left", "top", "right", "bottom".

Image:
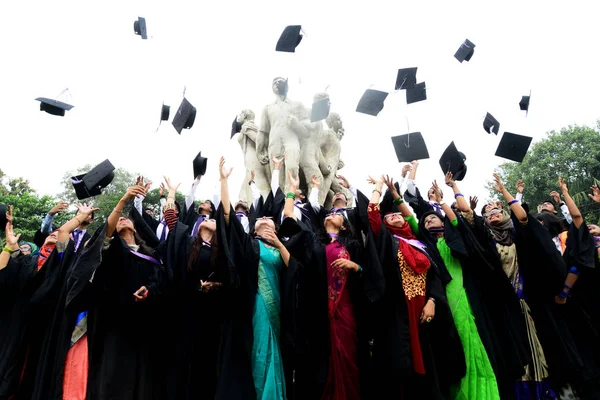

{"left": 310, "top": 97, "right": 330, "bottom": 122}
{"left": 483, "top": 112, "right": 500, "bottom": 135}
{"left": 35, "top": 98, "right": 74, "bottom": 117}
{"left": 71, "top": 159, "right": 115, "bottom": 200}
{"left": 276, "top": 25, "right": 303, "bottom": 52}
{"left": 231, "top": 118, "right": 242, "bottom": 138}
{"left": 454, "top": 39, "right": 475, "bottom": 63}
{"left": 395, "top": 67, "right": 417, "bottom": 90}
{"left": 439, "top": 142, "right": 467, "bottom": 181}
{"left": 356, "top": 89, "right": 388, "bottom": 116}
{"left": 391, "top": 132, "right": 429, "bottom": 162}
{"left": 0, "top": 205, "right": 6, "bottom": 230}
{"left": 160, "top": 104, "right": 170, "bottom": 121}
{"left": 172, "top": 98, "right": 196, "bottom": 134}
{"left": 495, "top": 132, "right": 532, "bottom": 162}
{"left": 193, "top": 152, "right": 208, "bottom": 178}
{"left": 520, "top": 91, "right": 531, "bottom": 116}
{"left": 406, "top": 82, "right": 427, "bottom": 104}
{"left": 134, "top": 17, "right": 147, "bottom": 39}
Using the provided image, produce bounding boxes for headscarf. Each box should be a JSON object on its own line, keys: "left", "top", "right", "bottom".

{"left": 484, "top": 208, "right": 514, "bottom": 246}
{"left": 20, "top": 241, "right": 39, "bottom": 255}
{"left": 384, "top": 212, "right": 430, "bottom": 274}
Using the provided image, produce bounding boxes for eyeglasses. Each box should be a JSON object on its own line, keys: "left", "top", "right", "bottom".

{"left": 258, "top": 216, "right": 274, "bottom": 220}
{"left": 385, "top": 212, "right": 403, "bottom": 220}
{"left": 327, "top": 211, "right": 344, "bottom": 217}
{"left": 485, "top": 208, "right": 502, "bottom": 218}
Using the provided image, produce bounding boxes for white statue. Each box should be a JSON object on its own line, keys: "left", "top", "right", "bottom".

{"left": 320, "top": 112, "right": 348, "bottom": 208}
{"left": 256, "top": 77, "right": 305, "bottom": 191}
{"left": 237, "top": 109, "right": 270, "bottom": 202}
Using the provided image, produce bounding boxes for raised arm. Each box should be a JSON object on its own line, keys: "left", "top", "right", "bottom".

{"left": 159, "top": 183, "right": 166, "bottom": 221}
{"left": 338, "top": 175, "right": 357, "bottom": 204}
{"left": 219, "top": 156, "right": 233, "bottom": 220}
{"left": 445, "top": 172, "right": 470, "bottom": 213}
{"left": 41, "top": 201, "right": 69, "bottom": 234}
{"left": 492, "top": 173, "right": 527, "bottom": 222}
{"left": 57, "top": 203, "right": 99, "bottom": 245}
{"left": 588, "top": 184, "right": 600, "bottom": 204}
{"left": 308, "top": 174, "right": 321, "bottom": 212}
{"left": 185, "top": 177, "right": 201, "bottom": 211}
{"left": 514, "top": 179, "right": 525, "bottom": 204}
{"left": 406, "top": 160, "right": 419, "bottom": 196}
{"left": 383, "top": 175, "right": 413, "bottom": 218}
{"left": 432, "top": 180, "right": 456, "bottom": 221}
{"left": 271, "top": 155, "right": 284, "bottom": 195}
{"left": 284, "top": 171, "right": 299, "bottom": 220}
{"left": 557, "top": 177, "right": 583, "bottom": 228}
{"left": 163, "top": 177, "right": 181, "bottom": 232}
{"left": 1, "top": 206, "right": 20, "bottom": 271}
{"left": 107, "top": 185, "right": 146, "bottom": 238}
{"left": 367, "top": 175, "right": 384, "bottom": 237}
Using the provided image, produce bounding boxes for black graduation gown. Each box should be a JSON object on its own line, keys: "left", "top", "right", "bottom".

{"left": 214, "top": 205, "right": 298, "bottom": 400}
{"left": 419, "top": 214, "right": 530, "bottom": 400}
{"left": 130, "top": 206, "right": 160, "bottom": 249}
{"left": 160, "top": 217, "right": 224, "bottom": 400}
{"left": 0, "top": 254, "right": 41, "bottom": 399}
{"left": 77, "top": 228, "right": 167, "bottom": 400}
{"left": 403, "top": 185, "right": 436, "bottom": 221}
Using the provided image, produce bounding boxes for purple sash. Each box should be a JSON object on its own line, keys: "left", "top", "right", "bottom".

{"left": 130, "top": 249, "right": 161, "bottom": 265}
{"left": 394, "top": 235, "right": 428, "bottom": 252}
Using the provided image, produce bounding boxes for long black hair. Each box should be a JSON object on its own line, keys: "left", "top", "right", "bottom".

{"left": 317, "top": 213, "right": 359, "bottom": 253}
{"left": 187, "top": 229, "right": 218, "bottom": 272}
{"left": 132, "top": 231, "right": 155, "bottom": 257}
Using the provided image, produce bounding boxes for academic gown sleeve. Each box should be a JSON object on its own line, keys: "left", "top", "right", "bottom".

{"left": 129, "top": 206, "right": 160, "bottom": 249}
{"left": 402, "top": 185, "right": 434, "bottom": 220}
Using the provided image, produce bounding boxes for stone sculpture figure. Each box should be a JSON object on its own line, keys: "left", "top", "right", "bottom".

{"left": 256, "top": 77, "right": 305, "bottom": 191}
{"left": 320, "top": 111, "right": 348, "bottom": 207}
{"left": 237, "top": 109, "right": 270, "bottom": 202}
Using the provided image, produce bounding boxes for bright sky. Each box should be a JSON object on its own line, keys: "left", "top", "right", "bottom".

{"left": 2, "top": 0, "right": 599, "bottom": 205}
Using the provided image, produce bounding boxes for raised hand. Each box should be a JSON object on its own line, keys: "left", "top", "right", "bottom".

{"left": 5, "top": 207, "right": 20, "bottom": 249}
{"left": 384, "top": 175, "right": 398, "bottom": 196}
{"left": 272, "top": 154, "right": 285, "bottom": 170}
{"left": 75, "top": 203, "right": 100, "bottom": 217}
{"left": 367, "top": 175, "right": 383, "bottom": 185}
{"left": 557, "top": 177, "right": 568, "bottom": 194}
{"left": 401, "top": 164, "right": 412, "bottom": 177}
{"left": 249, "top": 170, "right": 255, "bottom": 182}
{"left": 159, "top": 182, "right": 166, "bottom": 197}
{"left": 411, "top": 160, "right": 419, "bottom": 168}
{"left": 49, "top": 201, "right": 69, "bottom": 216}
{"left": 469, "top": 196, "right": 479, "bottom": 211}
{"left": 123, "top": 186, "right": 147, "bottom": 202}
{"left": 287, "top": 171, "right": 299, "bottom": 190}
{"left": 337, "top": 175, "right": 350, "bottom": 189}
{"left": 550, "top": 190, "right": 562, "bottom": 204}
{"left": 444, "top": 171, "right": 455, "bottom": 188}
{"left": 163, "top": 176, "right": 181, "bottom": 193}
{"left": 219, "top": 157, "right": 233, "bottom": 180}
{"left": 589, "top": 184, "right": 600, "bottom": 203}
{"left": 311, "top": 174, "right": 321, "bottom": 189}
{"left": 492, "top": 173, "right": 506, "bottom": 193}
{"left": 6, "top": 204, "right": 14, "bottom": 224}
{"left": 430, "top": 181, "right": 443, "bottom": 203}
{"left": 516, "top": 179, "right": 525, "bottom": 194}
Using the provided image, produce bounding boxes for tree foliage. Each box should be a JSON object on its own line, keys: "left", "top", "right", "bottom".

{"left": 490, "top": 122, "right": 600, "bottom": 223}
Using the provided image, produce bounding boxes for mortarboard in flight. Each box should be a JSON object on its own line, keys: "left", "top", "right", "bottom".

{"left": 0, "top": 205, "right": 6, "bottom": 230}
{"left": 356, "top": 89, "right": 388, "bottom": 116}
{"left": 172, "top": 98, "right": 196, "bottom": 134}
{"left": 276, "top": 25, "right": 303, "bottom": 52}
{"left": 71, "top": 159, "right": 115, "bottom": 200}
{"left": 519, "top": 91, "right": 531, "bottom": 116}
{"left": 134, "top": 17, "right": 147, "bottom": 39}
{"left": 395, "top": 67, "right": 418, "bottom": 90}
{"left": 495, "top": 132, "right": 532, "bottom": 162}
{"left": 35, "top": 98, "right": 74, "bottom": 117}
{"left": 193, "top": 152, "right": 208, "bottom": 178}
{"left": 483, "top": 112, "right": 500, "bottom": 135}
{"left": 454, "top": 39, "right": 475, "bottom": 63}
{"left": 439, "top": 142, "right": 467, "bottom": 181}
{"left": 231, "top": 118, "right": 242, "bottom": 139}
{"left": 311, "top": 97, "right": 331, "bottom": 122}
{"left": 391, "top": 132, "right": 429, "bottom": 162}
{"left": 160, "top": 104, "right": 170, "bottom": 122}
{"left": 406, "top": 82, "right": 427, "bottom": 104}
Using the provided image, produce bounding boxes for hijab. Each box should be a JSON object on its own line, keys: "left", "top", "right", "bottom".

{"left": 484, "top": 209, "right": 514, "bottom": 246}
{"left": 384, "top": 212, "right": 430, "bottom": 274}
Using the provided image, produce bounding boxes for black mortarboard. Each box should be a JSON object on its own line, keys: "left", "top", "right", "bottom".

{"left": 395, "top": 67, "right": 418, "bottom": 90}
{"left": 483, "top": 112, "right": 500, "bottom": 135}
{"left": 160, "top": 104, "right": 170, "bottom": 121}
{"left": 0, "top": 205, "right": 6, "bottom": 230}
{"left": 231, "top": 118, "right": 242, "bottom": 139}
{"left": 276, "top": 25, "right": 303, "bottom": 52}
{"left": 519, "top": 91, "right": 531, "bottom": 116}
{"left": 454, "top": 39, "right": 475, "bottom": 63}
{"left": 495, "top": 132, "right": 532, "bottom": 162}
{"left": 310, "top": 98, "right": 330, "bottom": 122}
{"left": 391, "top": 132, "right": 429, "bottom": 162}
{"left": 193, "top": 152, "right": 208, "bottom": 178}
{"left": 172, "top": 98, "right": 196, "bottom": 134}
{"left": 71, "top": 159, "right": 115, "bottom": 200}
{"left": 35, "top": 98, "right": 74, "bottom": 117}
{"left": 134, "top": 17, "right": 147, "bottom": 39}
{"left": 356, "top": 89, "right": 388, "bottom": 116}
{"left": 406, "top": 82, "right": 427, "bottom": 104}
{"left": 439, "top": 142, "right": 467, "bottom": 181}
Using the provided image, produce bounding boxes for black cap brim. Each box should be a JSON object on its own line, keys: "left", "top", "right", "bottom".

{"left": 276, "top": 25, "right": 303, "bottom": 52}
{"left": 406, "top": 82, "right": 427, "bottom": 104}
{"left": 495, "top": 132, "right": 532, "bottom": 163}
{"left": 395, "top": 67, "right": 418, "bottom": 90}
{"left": 193, "top": 152, "right": 208, "bottom": 178}
{"left": 71, "top": 160, "right": 115, "bottom": 200}
{"left": 391, "top": 132, "right": 429, "bottom": 162}
{"left": 231, "top": 118, "right": 242, "bottom": 138}
{"left": 310, "top": 98, "right": 330, "bottom": 122}
{"left": 356, "top": 89, "right": 388, "bottom": 116}
{"left": 454, "top": 39, "right": 475, "bottom": 63}
{"left": 439, "top": 142, "right": 467, "bottom": 181}
{"left": 160, "top": 104, "right": 170, "bottom": 121}
{"left": 483, "top": 112, "right": 500, "bottom": 135}
{"left": 36, "top": 97, "right": 74, "bottom": 117}
{"left": 172, "top": 98, "right": 196, "bottom": 134}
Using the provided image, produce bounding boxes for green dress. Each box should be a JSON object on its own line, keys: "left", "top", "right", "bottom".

{"left": 437, "top": 222, "right": 500, "bottom": 400}
{"left": 251, "top": 240, "right": 286, "bottom": 400}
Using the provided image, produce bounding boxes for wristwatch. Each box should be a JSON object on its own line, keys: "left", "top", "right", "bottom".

{"left": 439, "top": 200, "right": 446, "bottom": 206}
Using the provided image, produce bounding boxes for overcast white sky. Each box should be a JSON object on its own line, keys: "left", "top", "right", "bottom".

{"left": 2, "top": 0, "right": 599, "bottom": 206}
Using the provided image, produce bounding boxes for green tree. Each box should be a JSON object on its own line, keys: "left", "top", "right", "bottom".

{"left": 490, "top": 122, "right": 600, "bottom": 223}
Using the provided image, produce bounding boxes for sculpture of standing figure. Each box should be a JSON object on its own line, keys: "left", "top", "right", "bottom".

{"left": 256, "top": 77, "right": 305, "bottom": 191}
{"left": 320, "top": 111, "right": 348, "bottom": 208}
{"left": 237, "top": 109, "right": 270, "bottom": 202}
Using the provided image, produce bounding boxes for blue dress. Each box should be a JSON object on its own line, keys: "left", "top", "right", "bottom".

{"left": 251, "top": 241, "right": 286, "bottom": 400}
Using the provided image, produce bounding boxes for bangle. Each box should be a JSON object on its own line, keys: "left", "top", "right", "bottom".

{"left": 559, "top": 290, "right": 570, "bottom": 299}
{"left": 113, "top": 208, "right": 124, "bottom": 214}
{"left": 2, "top": 246, "right": 15, "bottom": 254}
{"left": 248, "top": 180, "right": 255, "bottom": 186}
{"left": 564, "top": 284, "right": 573, "bottom": 290}
{"left": 393, "top": 197, "right": 404, "bottom": 205}
{"left": 357, "top": 265, "right": 363, "bottom": 273}
{"left": 439, "top": 201, "right": 446, "bottom": 206}
{"left": 569, "top": 266, "right": 580, "bottom": 276}
{"left": 372, "top": 189, "right": 382, "bottom": 196}
{"left": 286, "top": 192, "right": 296, "bottom": 200}
{"left": 454, "top": 193, "right": 464, "bottom": 198}
{"left": 428, "top": 297, "right": 436, "bottom": 304}
{"left": 508, "top": 199, "right": 519, "bottom": 206}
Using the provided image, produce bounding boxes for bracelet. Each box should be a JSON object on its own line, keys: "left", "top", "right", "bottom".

{"left": 73, "top": 216, "right": 83, "bottom": 224}
{"left": 428, "top": 297, "right": 436, "bottom": 304}
{"left": 286, "top": 192, "right": 296, "bottom": 200}
{"left": 508, "top": 199, "right": 519, "bottom": 206}
{"left": 113, "top": 208, "right": 124, "bottom": 214}
{"left": 568, "top": 266, "right": 580, "bottom": 276}
{"left": 2, "top": 246, "right": 15, "bottom": 254}
{"left": 393, "top": 197, "right": 404, "bottom": 205}
{"left": 558, "top": 290, "right": 570, "bottom": 299}
{"left": 372, "top": 189, "right": 382, "bottom": 196}
{"left": 357, "top": 265, "right": 363, "bottom": 273}
{"left": 564, "top": 284, "right": 573, "bottom": 290}
{"left": 248, "top": 180, "right": 255, "bottom": 186}
{"left": 454, "top": 193, "right": 464, "bottom": 198}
